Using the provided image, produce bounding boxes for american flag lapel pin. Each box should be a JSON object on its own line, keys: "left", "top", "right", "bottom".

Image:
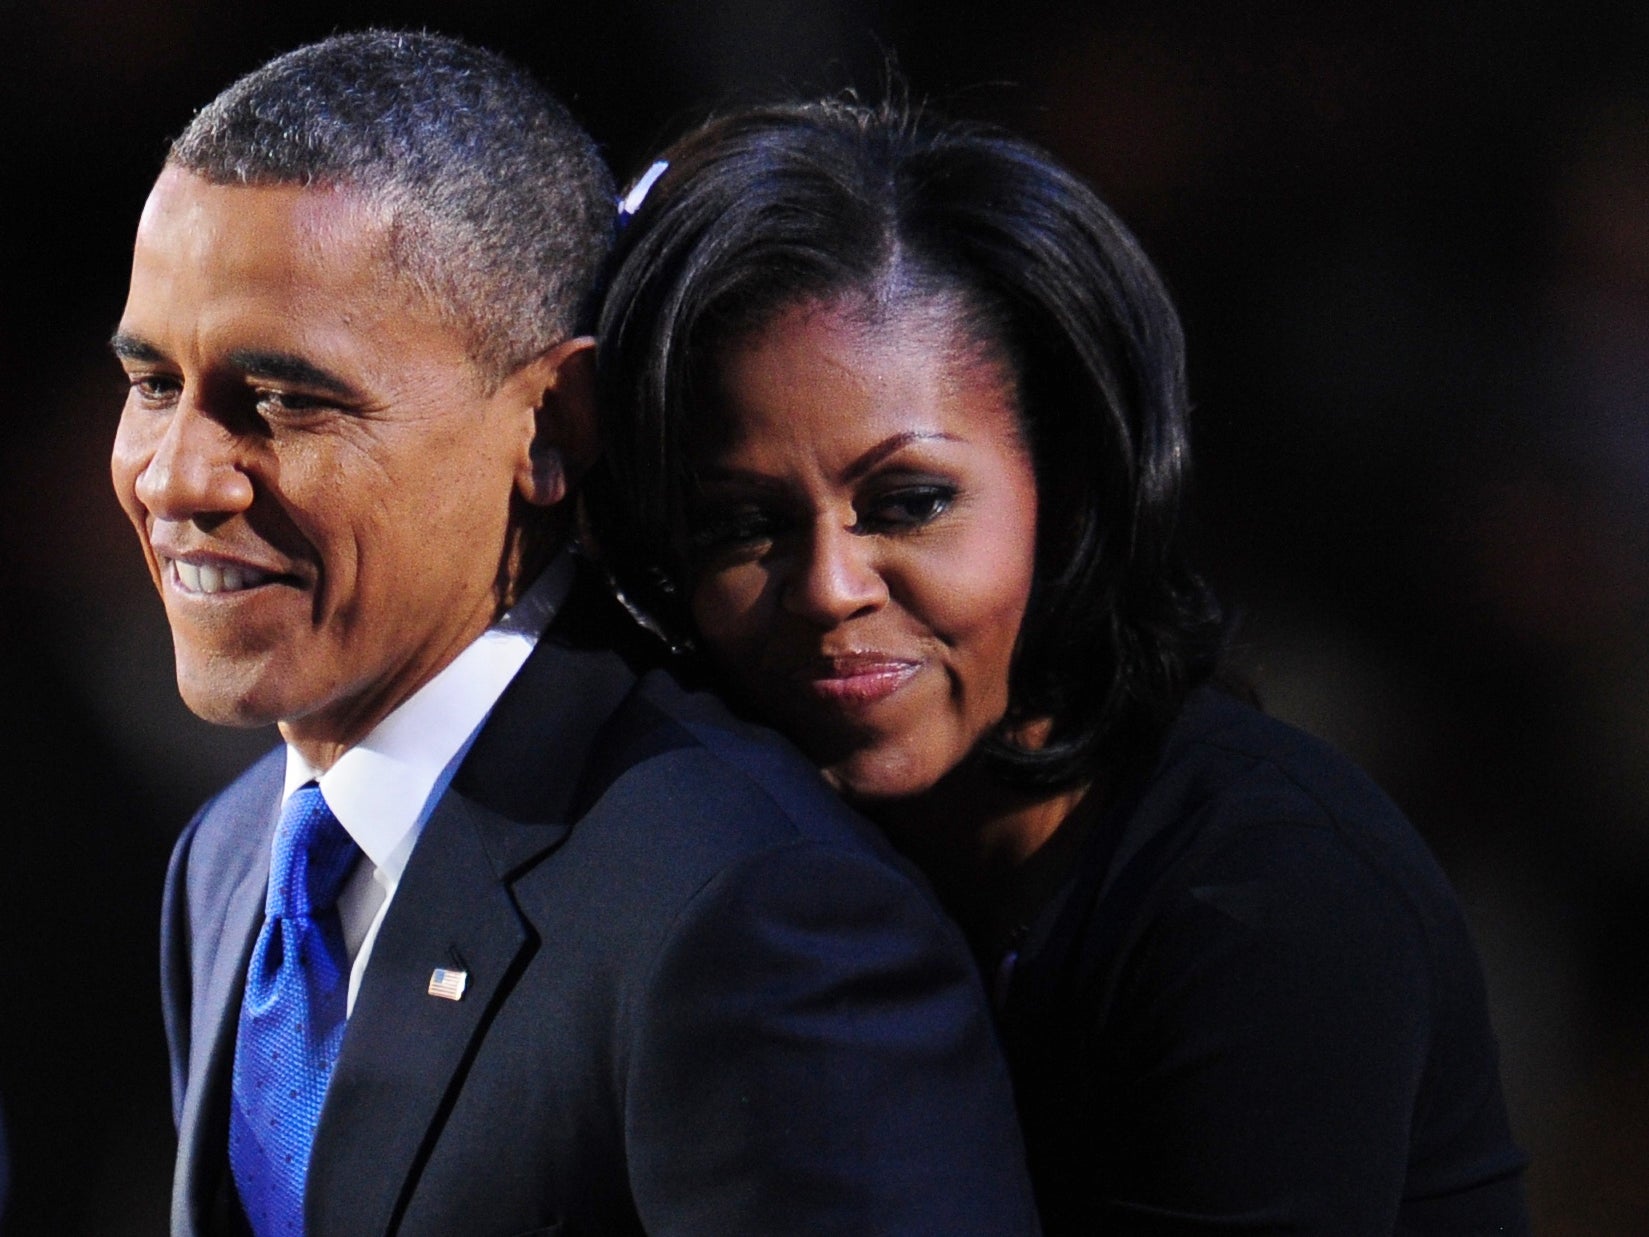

{"left": 428, "top": 967, "right": 468, "bottom": 1001}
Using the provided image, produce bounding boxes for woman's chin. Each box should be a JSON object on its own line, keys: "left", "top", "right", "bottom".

{"left": 818, "top": 749, "right": 944, "bottom": 807}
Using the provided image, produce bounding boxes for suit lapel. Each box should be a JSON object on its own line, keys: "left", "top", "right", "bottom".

{"left": 306, "top": 790, "right": 554, "bottom": 1235}
{"left": 173, "top": 753, "right": 282, "bottom": 1235}
{"left": 305, "top": 600, "right": 645, "bottom": 1233}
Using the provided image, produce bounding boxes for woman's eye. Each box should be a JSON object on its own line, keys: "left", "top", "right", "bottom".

{"left": 690, "top": 505, "right": 784, "bottom": 555}
{"left": 857, "top": 485, "right": 955, "bottom": 530}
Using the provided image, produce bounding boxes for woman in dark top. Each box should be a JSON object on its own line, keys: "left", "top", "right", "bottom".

{"left": 587, "top": 98, "right": 1529, "bottom": 1233}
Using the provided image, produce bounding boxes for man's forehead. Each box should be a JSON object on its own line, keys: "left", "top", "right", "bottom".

{"left": 127, "top": 166, "right": 507, "bottom": 387}
{"left": 139, "top": 167, "right": 392, "bottom": 261}
{"left": 127, "top": 167, "right": 421, "bottom": 329}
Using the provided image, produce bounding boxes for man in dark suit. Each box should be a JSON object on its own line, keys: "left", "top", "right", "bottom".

{"left": 109, "top": 31, "right": 1037, "bottom": 1237}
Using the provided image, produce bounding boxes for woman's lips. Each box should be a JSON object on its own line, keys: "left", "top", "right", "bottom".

{"left": 792, "top": 656, "right": 921, "bottom": 708}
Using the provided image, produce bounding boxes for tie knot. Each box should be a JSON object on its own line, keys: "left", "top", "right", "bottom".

{"left": 267, "top": 784, "right": 358, "bottom": 920}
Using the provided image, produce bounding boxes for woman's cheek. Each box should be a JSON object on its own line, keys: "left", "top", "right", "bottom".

{"left": 690, "top": 567, "right": 761, "bottom": 656}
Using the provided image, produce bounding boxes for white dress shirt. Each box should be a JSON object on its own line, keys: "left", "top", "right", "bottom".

{"left": 279, "top": 554, "right": 572, "bottom": 1014}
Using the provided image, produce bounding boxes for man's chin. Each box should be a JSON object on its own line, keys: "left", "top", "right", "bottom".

{"left": 174, "top": 668, "right": 289, "bottom": 731}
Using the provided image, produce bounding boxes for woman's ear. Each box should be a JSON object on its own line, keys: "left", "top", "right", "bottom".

{"left": 514, "top": 336, "right": 598, "bottom": 509}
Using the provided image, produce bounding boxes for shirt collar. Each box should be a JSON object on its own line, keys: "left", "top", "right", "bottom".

{"left": 282, "top": 552, "right": 573, "bottom": 883}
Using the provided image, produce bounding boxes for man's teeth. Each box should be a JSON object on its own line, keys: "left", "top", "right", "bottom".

{"left": 173, "top": 560, "right": 270, "bottom": 594}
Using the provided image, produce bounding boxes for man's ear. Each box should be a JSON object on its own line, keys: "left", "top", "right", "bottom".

{"left": 513, "top": 336, "right": 598, "bottom": 509}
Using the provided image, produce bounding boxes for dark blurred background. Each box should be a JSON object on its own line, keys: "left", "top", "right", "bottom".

{"left": 2, "top": 0, "right": 1644, "bottom": 1231}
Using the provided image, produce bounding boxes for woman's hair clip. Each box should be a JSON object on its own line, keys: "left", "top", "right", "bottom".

{"left": 617, "top": 160, "right": 670, "bottom": 226}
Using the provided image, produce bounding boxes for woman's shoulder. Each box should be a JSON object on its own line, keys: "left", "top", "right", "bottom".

{"left": 1150, "top": 686, "right": 1411, "bottom": 839}
{"left": 1027, "top": 686, "right": 1485, "bottom": 1010}
{"left": 1003, "top": 687, "right": 1527, "bottom": 1234}
{"left": 1120, "top": 685, "right": 1462, "bottom": 927}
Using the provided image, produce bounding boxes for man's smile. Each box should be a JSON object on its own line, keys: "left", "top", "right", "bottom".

{"left": 166, "top": 556, "right": 280, "bottom": 596}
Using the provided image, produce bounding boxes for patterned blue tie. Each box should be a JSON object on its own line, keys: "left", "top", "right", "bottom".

{"left": 229, "top": 784, "right": 360, "bottom": 1236}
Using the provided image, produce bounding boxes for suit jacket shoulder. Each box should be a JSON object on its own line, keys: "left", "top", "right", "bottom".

{"left": 168, "top": 578, "right": 1038, "bottom": 1237}
{"left": 162, "top": 743, "right": 283, "bottom": 1235}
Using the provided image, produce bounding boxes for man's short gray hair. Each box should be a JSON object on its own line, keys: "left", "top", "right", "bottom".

{"left": 169, "top": 29, "right": 615, "bottom": 385}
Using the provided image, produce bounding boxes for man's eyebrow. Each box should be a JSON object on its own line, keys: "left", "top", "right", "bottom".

{"left": 110, "top": 331, "right": 163, "bottom": 363}
{"left": 226, "top": 349, "right": 361, "bottom": 399}
{"left": 107, "top": 335, "right": 363, "bottom": 402}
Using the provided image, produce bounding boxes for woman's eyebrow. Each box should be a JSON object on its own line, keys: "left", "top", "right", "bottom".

{"left": 696, "top": 431, "right": 960, "bottom": 488}
{"left": 843, "top": 431, "right": 958, "bottom": 482}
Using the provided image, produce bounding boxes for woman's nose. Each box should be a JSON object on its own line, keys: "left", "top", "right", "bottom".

{"left": 780, "top": 521, "right": 889, "bottom": 626}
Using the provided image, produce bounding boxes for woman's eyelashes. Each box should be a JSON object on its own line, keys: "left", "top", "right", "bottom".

{"left": 690, "top": 479, "right": 961, "bottom": 560}
{"left": 689, "top": 503, "right": 785, "bottom": 557}
{"left": 853, "top": 483, "right": 956, "bottom": 531}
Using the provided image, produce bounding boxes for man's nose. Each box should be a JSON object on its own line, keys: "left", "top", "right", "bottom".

{"left": 780, "top": 521, "right": 888, "bottom": 626}
{"left": 131, "top": 398, "right": 255, "bottom": 521}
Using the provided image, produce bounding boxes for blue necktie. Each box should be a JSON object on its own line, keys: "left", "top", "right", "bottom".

{"left": 229, "top": 784, "right": 360, "bottom": 1236}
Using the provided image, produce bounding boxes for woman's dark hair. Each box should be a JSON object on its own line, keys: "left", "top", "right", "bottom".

{"left": 589, "top": 97, "right": 1227, "bottom": 790}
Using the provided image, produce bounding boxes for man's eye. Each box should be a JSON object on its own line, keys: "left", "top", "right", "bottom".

{"left": 254, "top": 389, "right": 328, "bottom": 417}
{"left": 856, "top": 485, "right": 955, "bottom": 531}
{"left": 127, "top": 374, "right": 180, "bottom": 406}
